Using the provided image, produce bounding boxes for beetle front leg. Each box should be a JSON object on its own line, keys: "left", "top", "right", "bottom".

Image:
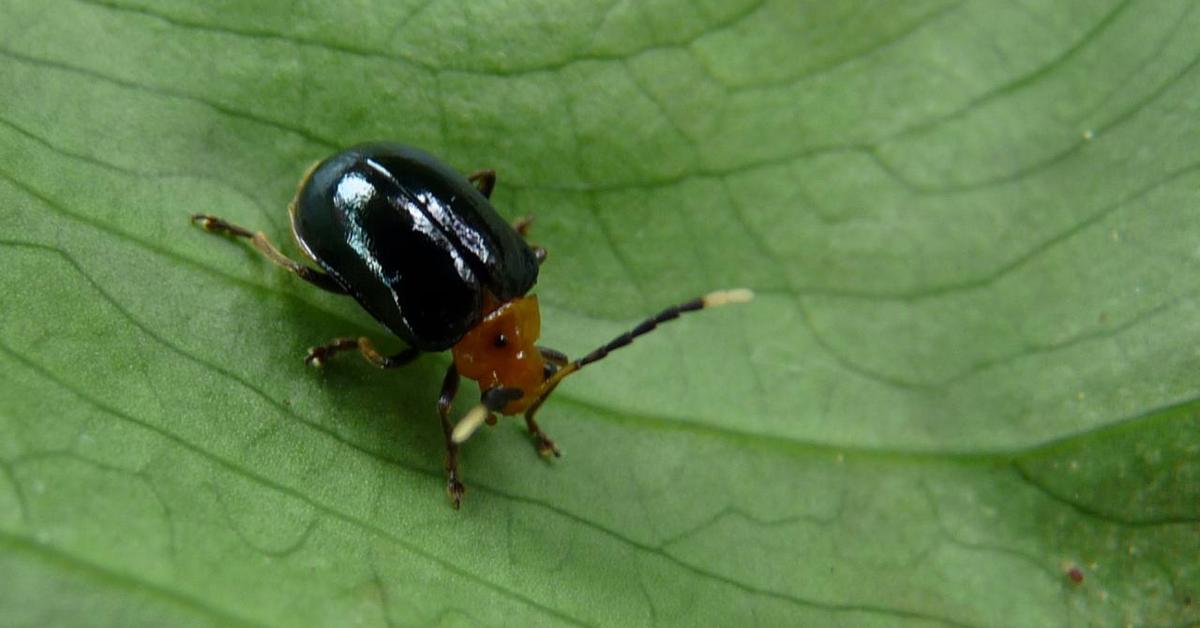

{"left": 437, "top": 364, "right": 465, "bottom": 508}
{"left": 525, "top": 347, "right": 567, "bottom": 457}
{"left": 524, "top": 410, "right": 561, "bottom": 459}
{"left": 190, "top": 214, "right": 347, "bottom": 294}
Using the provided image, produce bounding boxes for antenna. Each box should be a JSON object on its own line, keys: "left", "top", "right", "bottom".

{"left": 452, "top": 289, "right": 754, "bottom": 444}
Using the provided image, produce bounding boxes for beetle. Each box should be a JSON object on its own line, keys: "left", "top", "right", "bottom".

{"left": 192, "top": 142, "right": 752, "bottom": 508}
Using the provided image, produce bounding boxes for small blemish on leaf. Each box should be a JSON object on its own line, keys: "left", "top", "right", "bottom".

{"left": 1067, "top": 565, "right": 1084, "bottom": 584}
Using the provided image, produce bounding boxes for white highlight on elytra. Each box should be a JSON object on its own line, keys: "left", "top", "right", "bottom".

{"left": 451, "top": 404, "right": 491, "bottom": 444}
{"left": 336, "top": 172, "right": 388, "bottom": 280}
{"left": 333, "top": 172, "right": 374, "bottom": 209}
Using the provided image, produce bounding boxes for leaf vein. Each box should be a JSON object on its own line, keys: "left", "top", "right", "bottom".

{"left": 886, "top": 0, "right": 1135, "bottom": 143}
{"left": 876, "top": 32, "right": 1200, "bottom": 195}
{"left": 0, "top": 529, "right": 264, "bottom": 628}
{"left": 1011, "top": 464, "right": 1200, "bottom": 528}
{"left": 0, "top": 338, "right": 594, "bottom": 626}
{"left": 0, "top": 47, "right": 338, "bottom": 149}
{"left": 721, "top": 0, "right": 963, "bottom": 92}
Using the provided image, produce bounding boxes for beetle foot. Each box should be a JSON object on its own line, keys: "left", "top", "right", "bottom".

{"left": 190, "top": 213, "right": 252, "bottom": 238}
{"left": 190, "top": 213, "right": 220, "bottom": 230}
{"left": 533, "top": 433, "right": 561, "bottom": 459}
{"left": 446, "top": 471, "right": 466, "bottom": 509}
{"left": 303, "top": 347, "right": 329, "bottom": 368}
{"left": 524, "top": 414, "right": 561, "bottom": 458}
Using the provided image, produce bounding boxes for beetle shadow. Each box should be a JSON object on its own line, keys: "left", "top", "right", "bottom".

{"left": 272, "top": 292, "right": 468, "bottom": 477}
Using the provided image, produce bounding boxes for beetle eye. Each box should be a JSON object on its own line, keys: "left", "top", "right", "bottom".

{"left": 493, "top": 333, "right": 508, "bottom": 348}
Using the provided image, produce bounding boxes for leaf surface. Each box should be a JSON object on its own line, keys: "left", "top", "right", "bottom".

{"left": 1, "top": 0, "right": 1197, "bottom": 625}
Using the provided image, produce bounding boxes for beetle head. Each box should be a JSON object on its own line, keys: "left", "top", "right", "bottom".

{"left": 451, "top": 295, "right": 545, "bottom": 415}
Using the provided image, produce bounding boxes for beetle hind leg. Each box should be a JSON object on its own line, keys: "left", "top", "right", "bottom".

{"left": 191, "top": 214, "right": 346, "bottom": 294}
{"left": 304, "top": 337, "right": 420, "bottom": 369}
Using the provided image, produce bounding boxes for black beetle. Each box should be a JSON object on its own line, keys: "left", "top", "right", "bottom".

{"left": 192, "top": 142, "right": 752, "bottom": 508}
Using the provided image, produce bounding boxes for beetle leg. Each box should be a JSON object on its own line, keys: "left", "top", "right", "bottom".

{"left": 437, "top": 365, "right": 465, "bottom": 509}
{"left": 524, "top": 409, "right": 561, "bottom": 459}
{"left": 461, "top": 174, "right": 547, "bottom": 263}
{"left": 505, "top": 215, "right": 547, "bottom": 264}
{"left": 191, "top": 214, "right": 346, "bottom": 294}
{"left": 467, "top": 169, "right": 496, "bottom": 198}
{"left": 304, "top": 337, "right": 420, "bottom": 369}
{"left": 518, "top": 348, "right": 567, "bottom": 457}
{"left": 511, "top": 215, "right": 534, "bottom": 237}
{"left": 538, "top": 346, "right": 568, "bottom": 368}
{"left": 516, "top": 356, "right": 564, "bottom": 457}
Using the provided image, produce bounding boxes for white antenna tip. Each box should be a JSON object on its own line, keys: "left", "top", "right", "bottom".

{"left": 703, "top": 288, "right": 755, "bottom": 308}
{"left": 451, "top": 405, "right": 491, "bottom": 444}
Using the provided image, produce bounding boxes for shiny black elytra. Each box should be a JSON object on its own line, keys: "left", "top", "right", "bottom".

{"left": 192, "top": 142, "right": 752, "bottom": 508}
{"left": 292, "top": 144, "right": 539, "bottom": 351}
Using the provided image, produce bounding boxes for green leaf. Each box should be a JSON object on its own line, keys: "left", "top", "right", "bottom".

{"left": 1, "top": 0, "right": 1197, "bottom": 625}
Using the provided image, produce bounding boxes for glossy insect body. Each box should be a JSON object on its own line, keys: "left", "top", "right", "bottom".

{"left": 192, "top": 143, "right": 751, "bottom": 508}
{"left": 291, "top": 143, "right": 539, "bottom": 351}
